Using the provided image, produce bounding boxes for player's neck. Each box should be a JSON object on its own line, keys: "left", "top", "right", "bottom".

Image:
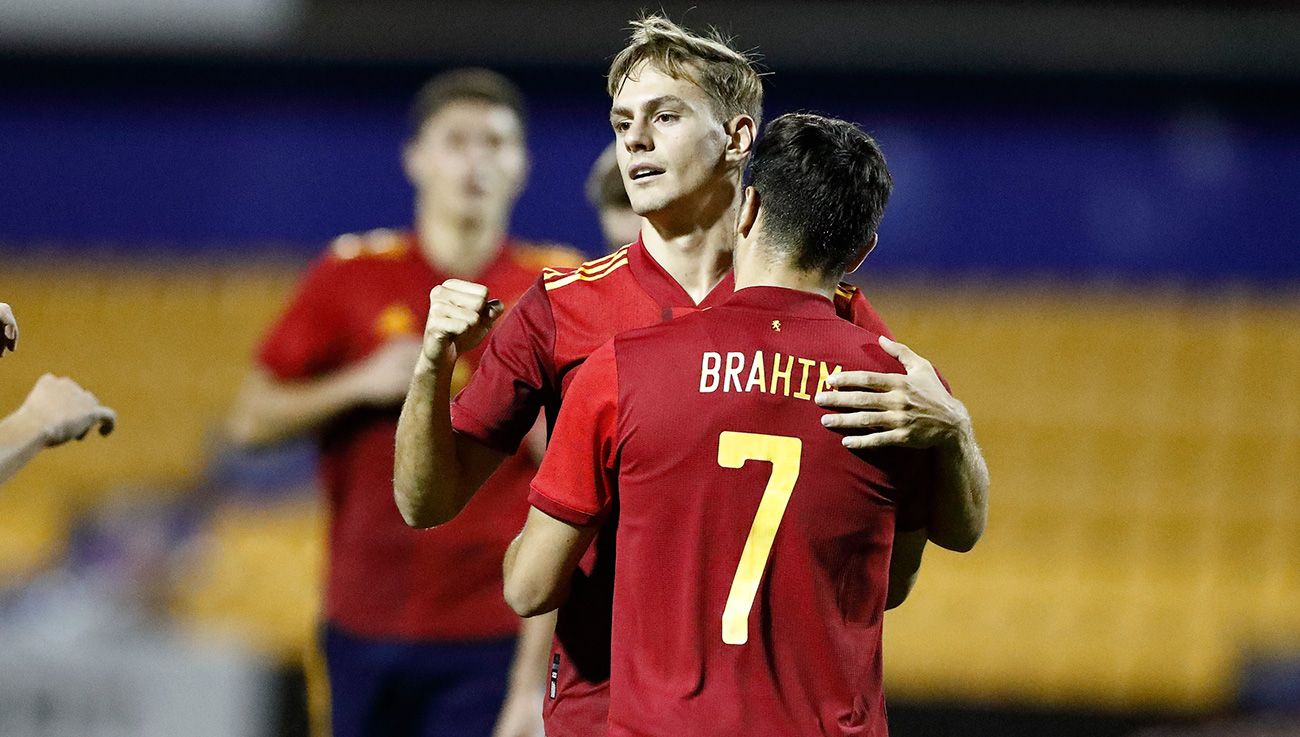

{"left": 641, "top": 202, "right": 736, "bottom": 305}
{"left": 732, "top": 244, "right": 838, "bottom": 301}
{"left": 414, "top": 201, "right": 505, "bottom": 279}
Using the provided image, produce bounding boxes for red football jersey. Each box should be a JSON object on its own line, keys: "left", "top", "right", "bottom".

{"left": 451, "top": 238, "right": 895, "bottom": 736}
{"left": 531, "top": 286, "right": 925, "bottom": 737}
{"left": 258, "top": 229, "right": 578, "bottom": 640}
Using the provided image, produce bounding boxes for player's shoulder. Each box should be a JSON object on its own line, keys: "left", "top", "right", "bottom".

{"left": 323, "top": 228, "right": 413, "bottom": 266}
{"left": 834, "top": 280, "right": 893, "bottom": 338}
{"left": 538, "top": 243, "right": 635, "bottom": 298}
{"left": 834, "top": 281, "right": 860, "bottom": 302}
{"left": 506, "top": 240, "right": 586, "bottom": 272}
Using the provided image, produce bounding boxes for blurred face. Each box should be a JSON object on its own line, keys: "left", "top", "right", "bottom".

{"left": 404, "top": 100, "right": 527, "bottom": 224}
{"left": 609, "top": 64, "right": 732, "bottom": 219}
{"left": 598, "top": 205, "right": 643, "bottom": 249}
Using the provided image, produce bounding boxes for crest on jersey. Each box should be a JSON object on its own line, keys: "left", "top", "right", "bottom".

{"left": 375, "top": 304, "right": 418, "bottom": 338}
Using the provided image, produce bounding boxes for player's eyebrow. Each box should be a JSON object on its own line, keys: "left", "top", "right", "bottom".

{"left": 610, "top": 95, "right": 692, "bottom": 122}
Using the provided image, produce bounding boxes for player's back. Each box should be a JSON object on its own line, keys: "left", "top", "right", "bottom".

{"left": 606, "top": 286, "right": 917, "bottom": 737}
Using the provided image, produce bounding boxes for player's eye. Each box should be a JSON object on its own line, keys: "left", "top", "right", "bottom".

{"left": 655, "top": 112, "right": 679, "bottom": 124}
{"left": 612, "top": 120, "right": 631, "bottom": 132}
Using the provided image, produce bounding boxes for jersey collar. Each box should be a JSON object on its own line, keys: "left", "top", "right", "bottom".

{"left": 628, "top": 236, "right": 736, "bottom": 310}
{"left": 723, "top": 285, "right": 840, "bottom": 319}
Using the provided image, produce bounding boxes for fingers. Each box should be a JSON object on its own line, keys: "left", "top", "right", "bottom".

{"left": 95, "top": 407, "right": 117, "bottom": 437}
{"left": 56, "top": 406, "right": 114, "bottom": 445}
{"left": 841, "top": 428, "right": 911, "bottom": 450}
{"left": 432, "top": 280, "right": 490, "bottom": 308}
{"left": 820, "top": 410, "right": 905, "bottom": 431}
{"left": 0, "top": 303, "right": 16, "bottom": 355}
{"left": 815, "top": 388, "right": 907, "bottom": 412}
{"left": 879, "top": 336, "right": 931, "bottom": 374}
{"left": 427, "top": 282, "right": 496, "bottom": 337}
{"left": 821, "top": 370, "right": 905, "bottom": 393}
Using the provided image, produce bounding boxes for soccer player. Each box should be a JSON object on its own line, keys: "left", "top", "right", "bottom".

{"left": 226, "top": 70, "right": 578, "bottom": 737}
{"left": 506, "top": 112, "right": 927, "bottom": 737}
{"left": 395, "top": 17, "right": 988, "bottom": 737}
{"left": 585, "top": 143, "right": 643, "bottom": 250}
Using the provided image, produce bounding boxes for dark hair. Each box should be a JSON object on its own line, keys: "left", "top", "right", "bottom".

{"left": 585, "top": 143, "right": 631, "bottom": 210}
{"left": 408, "top": 68, "right": 526, "bottom": 138}
{"left": 749, "top": 112, "right": 892, "bottom": 275}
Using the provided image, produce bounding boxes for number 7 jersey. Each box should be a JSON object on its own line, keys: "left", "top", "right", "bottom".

{"left": 529, "top": 285, "right": 927, "bottom": 737}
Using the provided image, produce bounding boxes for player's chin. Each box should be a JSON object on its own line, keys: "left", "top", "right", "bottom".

{"left": 629, "top": 192, "right": 681, "bottom": 218}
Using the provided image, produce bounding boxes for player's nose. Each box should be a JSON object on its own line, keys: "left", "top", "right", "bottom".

{"left": 622, "top": 118, "right": 653, "bottom": 152}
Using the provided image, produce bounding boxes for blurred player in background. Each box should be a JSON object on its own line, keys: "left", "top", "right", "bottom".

{"left": 0, "top": 302, "right": 117, "bottom": 486}
{"left": 226, "top": 70, "right": 578, "bottom": 737}
{"left": 396, "top": 15, "right": 987, "bottom": 737}
{"left": 505, "top": 112, "right": 933, "bottom": 737}
{"left": 585, "top": 143, "right": 642, "bottom": 250}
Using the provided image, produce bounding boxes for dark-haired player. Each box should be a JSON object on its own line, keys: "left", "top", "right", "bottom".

{"left": 396, "top": 16, "right": 988, "bottom": 737}
{"left": 507, "top": 112, "right": 939, "bottom": 736}
{"left": 226, "top": 69, "right": 579, "bottom": 737}
{"left": 585, "top": 143, "right": 643, "bottom": 251}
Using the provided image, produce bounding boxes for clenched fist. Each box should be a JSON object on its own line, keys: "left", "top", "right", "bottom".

{"left": 419, "top": 279, "right": 505, "bottom": 370}
{"left": 0, "top": 303, "right": 16, "bottom": 357}
{"left": 18, "top": 373, "right": 117, "bottom": 446}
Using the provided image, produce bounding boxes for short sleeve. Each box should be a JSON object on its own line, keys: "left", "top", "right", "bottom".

{"left": 257, "top": 255, "right": 347, "bottom": 380}
{"left": 450, "top": 278, "right": 557, "bottom": 454}
{"left": 527, "top": 340, "right": 620, "bottom": 527}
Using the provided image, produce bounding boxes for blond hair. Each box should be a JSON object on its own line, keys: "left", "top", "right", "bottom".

{"left": 607, "top": 15, "right": 764, "bottom": 128}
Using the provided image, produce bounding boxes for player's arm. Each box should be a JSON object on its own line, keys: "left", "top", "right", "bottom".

{"left": 393, "top": 280, "right": 513, "bottom": 528}
{"left": 1, "top": 374, "right": 116, "bottom": 485}
{"left": 226, "top": 339, "right": 423, "bottom": 447}
{"left": 503, "top": 508, "right": 599, "bottom": 617}
{"left": 490, "top": 609, "right": 555, "bottom": 737}
{"left": 817, "top": 335, "right": 988, "bottom": 552}
{"left": 886, "top": 527, "right": 927, "bottom": 609}
{"left": 501, "top": 340, "right": 619, "bottom": 616}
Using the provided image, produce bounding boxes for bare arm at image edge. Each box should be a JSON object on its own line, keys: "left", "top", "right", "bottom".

{"left": 0, "top": 374, "right": 116, "bottom": 486}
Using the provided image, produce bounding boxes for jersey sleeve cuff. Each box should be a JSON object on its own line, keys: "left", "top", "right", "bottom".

{"left": 528, "top": 483, "right": 600, "bottom": 527}
{"left": 450, "top": 402, "right": 525, "bottom": 455}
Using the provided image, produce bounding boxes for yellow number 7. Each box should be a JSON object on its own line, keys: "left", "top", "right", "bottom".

{"left": 717, "top": 431, "right": 803, "bottom": 645}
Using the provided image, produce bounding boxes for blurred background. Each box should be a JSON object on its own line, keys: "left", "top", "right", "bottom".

{"left": 1, "top": 1, "right": 1298, "bottom": 735}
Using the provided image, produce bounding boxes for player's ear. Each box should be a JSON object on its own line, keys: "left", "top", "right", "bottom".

{"left": 846, "top": 233, "right": 879, "bottom": 274}
{"left": 724, "top": 114, "right": 757, "bottom": 166}
{"left": 400, "top": 137, "right": 422, "bottom": 184}
{"left": 737, "top": 186, "right": 760, "bottom": 239}
{"left": 512, "top": 149, "right": 532, "bottom": 197}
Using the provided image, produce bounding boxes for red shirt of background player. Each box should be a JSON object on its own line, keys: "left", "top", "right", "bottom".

{"left": 451, "top": 237, "right": 895, "bottom": 736}
{"left": 258, "top": 230, "right": 574, "bottom": 640}
{"left": 529, "top": 286, "right": 926, "bottom": 737}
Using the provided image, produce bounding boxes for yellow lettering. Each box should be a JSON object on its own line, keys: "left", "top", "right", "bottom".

{"left": 770, "top": 353, "right": 794, "bottom": 397}
{"left": 793, "top": 357, "right": 816, "bottom": 400}
{"left": 816, "top": 362, "right": 843, "bottom": 395}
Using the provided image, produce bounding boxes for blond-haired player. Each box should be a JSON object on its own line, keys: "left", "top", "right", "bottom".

{"left": 397, "top": 17, "right": 988, "bottom": 736}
